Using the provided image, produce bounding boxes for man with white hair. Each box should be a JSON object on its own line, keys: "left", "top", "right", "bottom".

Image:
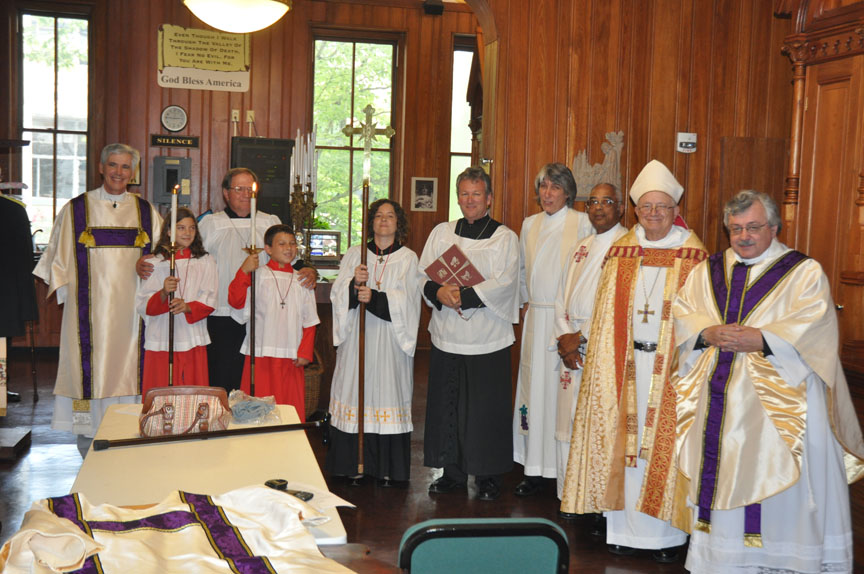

{"left": 559, "top": 159, "right": 707, "bottom": 563}
{"left": 34, "top": 143, "right": 161, "bottom": 438}
{"left": 673, "top": 190, "right": 864, "bottom": 573}
{"left": 512, "top": 163, "right": 593, "bottom": 498}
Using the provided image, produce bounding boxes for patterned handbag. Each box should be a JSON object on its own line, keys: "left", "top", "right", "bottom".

{"left": 139, "top": 386, "right": 232, "bottom": 437}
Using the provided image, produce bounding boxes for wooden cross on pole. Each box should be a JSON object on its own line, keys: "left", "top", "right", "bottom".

{"left": 341, "top": 104, "right": 396, "bottom": 184}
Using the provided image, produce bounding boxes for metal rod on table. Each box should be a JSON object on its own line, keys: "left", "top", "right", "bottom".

{"left": 93, "top": 413, "right": 331, "bottom": 451}
{"left": 29, "top": 320, "right": 38, "bottom": 402}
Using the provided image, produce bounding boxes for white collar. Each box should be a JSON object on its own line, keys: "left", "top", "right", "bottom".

{"left": 635, "top": 223, "right": 689, "bottom": 248}
{"left": 96, "top": 186, "right": 128, "bottom": 203}
{"left": 732, "top": 238, "right": 788, "bottom": 266}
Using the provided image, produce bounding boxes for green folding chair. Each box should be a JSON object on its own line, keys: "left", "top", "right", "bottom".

{"left": 398, "top": 518, "right": 569, "bottom": 573}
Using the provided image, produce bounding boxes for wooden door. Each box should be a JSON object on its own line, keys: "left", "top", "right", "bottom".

{"left": 796, "top": 55, "right": 864, "bottom": 356}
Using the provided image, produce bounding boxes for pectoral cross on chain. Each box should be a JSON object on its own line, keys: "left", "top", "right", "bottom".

{"left": 341, "top": 104, "right": 396, "bottom": 184}
{"left": 637, "top": 302, "right": 654, "bottom": 323}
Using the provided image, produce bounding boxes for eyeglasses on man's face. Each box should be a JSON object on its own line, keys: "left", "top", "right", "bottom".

{"left": 586, "top": 198, "right": 618, "bottom": 208}
{"left": 728, "top": 223, "right": 770, "bottom": 236}
{"left": 635, "top": 203, "right": 675, "bottom": 215}
{"left": 228, "top": 186, "right": 254, "bottom": 194}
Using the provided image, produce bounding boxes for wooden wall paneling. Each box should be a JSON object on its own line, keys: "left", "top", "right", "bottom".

{"left": 797, "top": 58, "right": 857, "bottom": 287}
{"left": 563, "top": 0, "right": 588, "bottom": 167}
{"left": 622, "top": 0, "right": 652, "bottom": 218}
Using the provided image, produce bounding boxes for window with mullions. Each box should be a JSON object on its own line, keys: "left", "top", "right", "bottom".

{"left": 20, "top": 13, "right": 89, "bottom": 246}
{"left": 448, "top": 44, "right": 475, "bottom": 221}
{"left": 313, "top": 38, "right": 395, "bottom": 252}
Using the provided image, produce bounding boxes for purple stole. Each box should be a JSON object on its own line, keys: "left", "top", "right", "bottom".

{"left": 48, "top": 492, "right": 276, "bottom": 573}
{"left": 71, "top": 194, "right": 153, "bottom": 399}
{"left": 697, "top": 249, "right": 808, "bottom": 545}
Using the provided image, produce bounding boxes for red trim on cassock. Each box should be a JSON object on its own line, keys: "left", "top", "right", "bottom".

{"left": 228, "top": 267, "right": 252, "bottom": 309}
{"left": 184, "top": 301, "right": 214, "bottom": 324}
{"left": 297, "top": 325, "right": 316, "bottom": 362}
{"left": 146, "top": 291, "right": 170, "bottom": 316}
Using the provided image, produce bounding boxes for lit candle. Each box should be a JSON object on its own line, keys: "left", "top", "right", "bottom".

{"left": 249, "top": 182, "right": 257, "bottom": 248}
{"left": 170, "top": 184, "right": 179, "bottom": 245}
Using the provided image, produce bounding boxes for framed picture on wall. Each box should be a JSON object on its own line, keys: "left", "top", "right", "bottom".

{"left": 411, "top": 177, "right": 437, "bottom": 212}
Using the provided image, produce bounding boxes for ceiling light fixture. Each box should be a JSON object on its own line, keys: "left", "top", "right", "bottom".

{"left": 183, "top": 0, "right": 292, "bottom": 34}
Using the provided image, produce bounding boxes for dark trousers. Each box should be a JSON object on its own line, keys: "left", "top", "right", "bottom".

{"left": 206, "top": 315, "right": 246, "bottom": 392}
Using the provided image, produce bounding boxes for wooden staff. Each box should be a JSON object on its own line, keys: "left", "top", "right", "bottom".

{"left": 356, "top": 179, "right": 370, "bottom": 480}
{"left": 248, "top": 184, "right": 260, "bottom": 397}
{"left": 93, "top": 414, "right": 331, "bottom": 451}
{"left": 168, "top": 248, "right": 176, "bottom": 386}
{"left": 168, "top": 186, "right": 179, "bottom": 386}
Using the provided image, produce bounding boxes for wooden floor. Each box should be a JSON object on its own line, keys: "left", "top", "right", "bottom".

{"left": 0, "top": 347, "right": 858, "bottom": 573}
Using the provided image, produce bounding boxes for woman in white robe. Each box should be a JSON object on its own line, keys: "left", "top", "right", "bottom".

{"left": 326, "top": 199, "right": 421, "bottom": 485}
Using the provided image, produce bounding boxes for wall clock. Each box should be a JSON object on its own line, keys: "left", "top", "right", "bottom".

{"left": 160, "top": 105, "right": 188, "bottom": 133}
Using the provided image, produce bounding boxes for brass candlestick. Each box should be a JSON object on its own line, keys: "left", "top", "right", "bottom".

{"left": 290, "top": 178, "right": 317, "bottom": 264}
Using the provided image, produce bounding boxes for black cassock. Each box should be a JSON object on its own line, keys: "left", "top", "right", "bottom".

{"left": 0, "top": 196, "right": 38, "bottom": 338}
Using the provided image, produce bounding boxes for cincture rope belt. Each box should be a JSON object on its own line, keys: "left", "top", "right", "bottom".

{"left": 633, "top": 340, "right": 657, "bottom": 353}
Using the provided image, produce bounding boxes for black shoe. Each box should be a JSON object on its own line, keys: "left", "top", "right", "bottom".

{"left": 477, "top": 479, "right": 501, "bottom": 501}
{"left": 651, "top": 547, "right": 680, "bottom": 563}
{"left": 608, "top": 544, "right": 636, "bottom": 556}
{"left": 428, "top": 476, "right": 467, "bottom": 494}
{"left": 589, "top": 514, "right": 606, "bottom": 537}
{"left": 6, "top": 391, "right": 21, "bottom": 403}
{"left": 348, "top": 475, "right": 365, "bottom": 487}
{"left": 557, "top": 510, "right": 579, "bottom": 521}
{"left": 514, "top": 477, "right": 543, "bottom": 497}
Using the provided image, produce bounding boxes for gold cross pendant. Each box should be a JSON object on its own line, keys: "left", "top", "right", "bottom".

{"left": 637, "top": 302, "right": 654, "bottom": 323}
{"left": 378, "top": 256, "right": 385, "bottom": 263}
{"left": 376, "top": 281, "right": 381, "bottom": 289}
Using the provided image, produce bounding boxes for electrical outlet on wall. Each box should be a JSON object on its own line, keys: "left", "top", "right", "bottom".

{"left": 231, "top": 109, "right": 240, "bottom": 122}
{"left": 246, "top": 110, "right": 255, "bottom": 123}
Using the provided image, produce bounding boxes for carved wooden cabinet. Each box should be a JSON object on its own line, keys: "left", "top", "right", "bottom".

{"left": 779, "top": 1, "right": 864, "bottom": 371}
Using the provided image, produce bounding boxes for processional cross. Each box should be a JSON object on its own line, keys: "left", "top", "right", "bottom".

{"left": 341, "top": 103, "right": 396, "bottom": 480}
{"left": 341, "top": 104, "right": 396, "bottom": 185}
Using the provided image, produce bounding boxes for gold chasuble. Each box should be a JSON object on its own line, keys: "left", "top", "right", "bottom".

{"left": 560, "top": 227, "right": 706, "bottom": 531}
{"left": 673, "top": 247, "right": 864, "bottom": 514}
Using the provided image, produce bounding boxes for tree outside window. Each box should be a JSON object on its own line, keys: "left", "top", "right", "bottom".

{"left": 313, "top": 38, "right": 395, "bottom": 252}
{"left": 20, "top": 13, "right": 89, "bottom": 246}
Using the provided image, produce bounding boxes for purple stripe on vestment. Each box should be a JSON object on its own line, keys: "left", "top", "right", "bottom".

{"left": 745, "top": 503, "right": 761, "bottom": 535}
{"left": 739, "top": 251, "right": 808, "bottom": 320}
{"left": 698, "top": 258, "right": 749, "bottom": 525}
{"left": 72, "top": 195, "right": 94, "bottom": 398}
{"left": 708, "top": 252, "right": 727, "bottom": 317}
{"left": 87, "top": 510, "right": 198, "bottom": 532}
{"left": 87, "top": 228, "right": 140, "bottom": 246}
{"left": 181, "top": 492, "right": 275, "bottom": 574}
{"left": 47, "top": 494, "right": 102, "bottom": 574}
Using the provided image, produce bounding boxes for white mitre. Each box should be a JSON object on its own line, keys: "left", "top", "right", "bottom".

{"left": 629, "top": 160, "right": 683, "bottom": 204}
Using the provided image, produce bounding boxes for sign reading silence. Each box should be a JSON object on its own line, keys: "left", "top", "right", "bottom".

{"left": 157, "top": 24, "right": 250, "bottom": 92}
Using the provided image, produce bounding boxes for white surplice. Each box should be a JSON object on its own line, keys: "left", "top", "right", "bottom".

{"left": 605, "top": 223, "right": 690, "bottom": 550}
{"left": 419, "top": 221, "right": 520, "bottom": 354}
{"left": 135, "top": 254, "right": 218, "bottom": 352}
{"left": 230, "top": 265, "right": 319, "bottom": 358}
{"left": 552, "top": 222, "right": 626, "bottom": 497}
{"left": 33, "top": 187, "right": 161, "bottom": 436}
{"left": 198, "top": 210, "right": 280, "bottom": 317}
{"left": 329, "top": 244, "right": 420, "bottom": 435}
{"left": 513, "top": 208, "right": 592, "bottom": 478}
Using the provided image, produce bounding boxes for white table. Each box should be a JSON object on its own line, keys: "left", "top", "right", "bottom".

{"left": 71, "top": 404, "right": 347, "bottom": 545}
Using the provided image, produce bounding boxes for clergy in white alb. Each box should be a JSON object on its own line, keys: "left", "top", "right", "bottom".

{"left": 421, "top": 167, "right": 520, "bottom": 501}
{"left": 552, "top": 183, "right": 627, "bottom": 499}
{"left": 197, "top": 168, "right": 282, "bottom": 392}
{"left": 33, "top": 144, "right": 161, "bottom": 437}
{"left": 673, "top": 190, "right": 864, "bottom": 574}
{"left": 326, "top": 199, "right": 421, "bottom": 484}
{"left": 560, "top": 160, "right": 707, "bottom": 561}
{"left": 512, "top": 163, "right": 593, "bottom": 497}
